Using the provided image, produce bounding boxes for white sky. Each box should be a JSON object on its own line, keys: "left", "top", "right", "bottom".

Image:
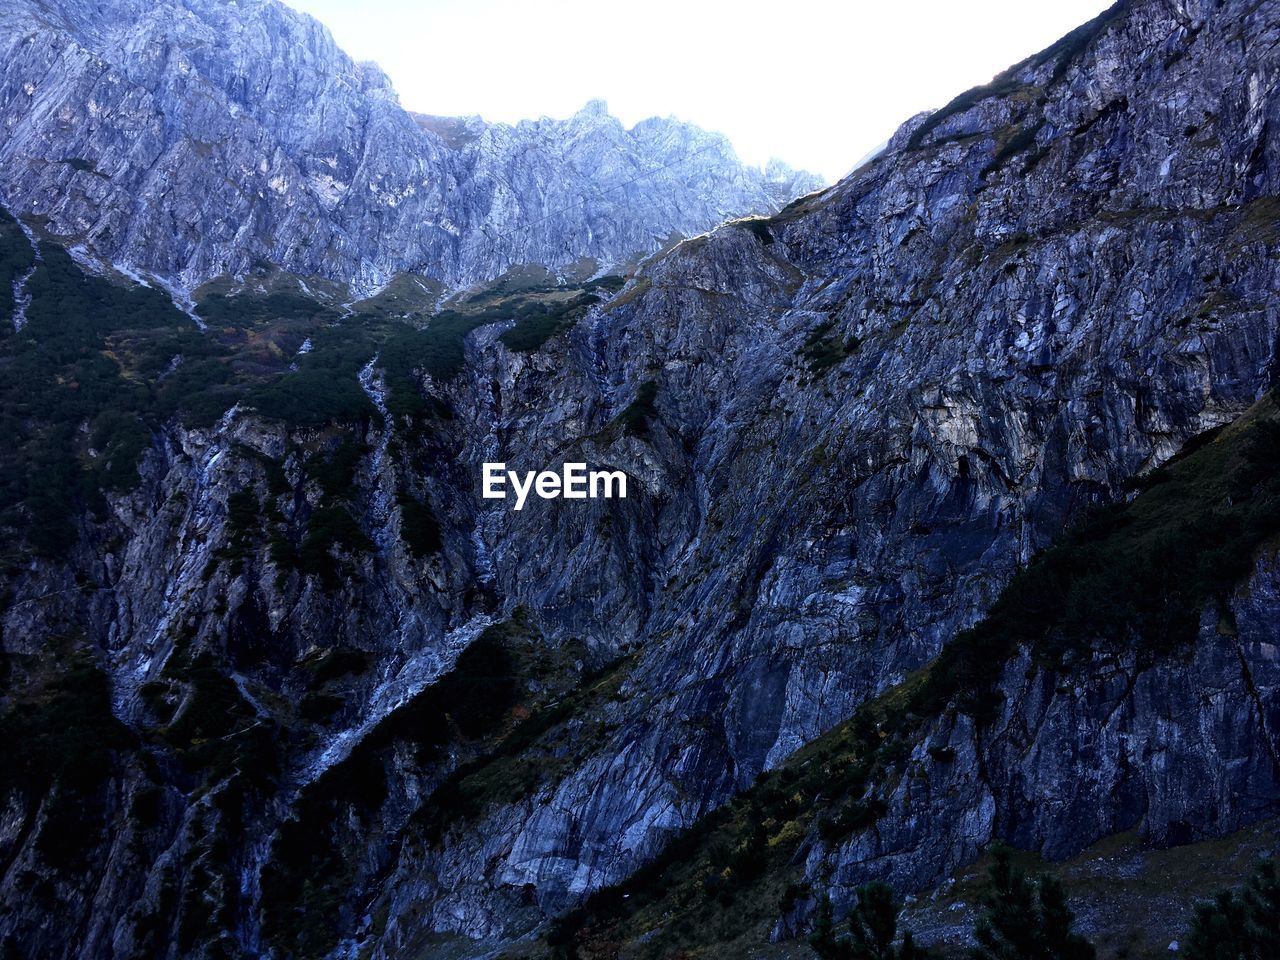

{"left": 283, "top": 0, "right": 1113, "bottom": 182}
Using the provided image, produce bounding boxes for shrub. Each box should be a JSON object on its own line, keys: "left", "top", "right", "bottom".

{"left": 0, "top": 645, "right": 133, "bottom": 871}
{"left": 499, "top": 292, "right": 600, "bottom": 352}
{"left": 312, "top": 438, "right": 367, "bottom": 497}
{"left": 299, "top": 691, "right": 344, "bottom": 723}
{"left": 248, "top": 368, "right": 373, "bottom": 426}
{"left": 397, "top": 487, "right": 442, "bottom": 557}
{"left": 299, "top": 504, "right": 371, "bottom": 586}
{"left": 262, "top": 616, "right": 535, "bottom": 954}
{"left": 308, "top": 648, "right": 371, "bottom": 686}
{"left": 618, "top": 380, "right": 658, "bottom": 437}
{"left": 915, "top": 403, "right": 1280, "bottom": 723}
{"left": 738, "top": 218, "right": 775, "bottom": 246}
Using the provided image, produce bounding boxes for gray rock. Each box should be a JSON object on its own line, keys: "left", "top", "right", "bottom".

{"left": 2, "top": 0, "right": 1280, "bottom": 957}
{"left": 0, "top": 0, "right": 822, "bottom": 297}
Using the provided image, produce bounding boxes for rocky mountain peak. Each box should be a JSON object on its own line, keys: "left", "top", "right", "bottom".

{"left": 0, "top": 0, "right": 822, "bottom": 297}
{"left": 577, "top": 96, "right": 612, "bottom": 118}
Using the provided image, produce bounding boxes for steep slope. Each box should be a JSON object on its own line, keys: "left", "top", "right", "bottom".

{"left": 1, "top": 0, "right": 1280, "bottom": 959}
{"left": 538, "top": 389, "right": 1280, "bottom": 958}
{"left": 412, "top": 102, "right": 824, "bottom": 276}
{"left": 0, "top": 0, "right": 822, "bottom": 297}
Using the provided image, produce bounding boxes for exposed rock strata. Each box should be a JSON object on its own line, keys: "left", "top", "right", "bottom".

{"left": 1, "top": 0, "right": 1279, "bottom": 957}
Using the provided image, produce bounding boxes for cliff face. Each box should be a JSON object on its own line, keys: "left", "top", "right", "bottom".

{"left": 1, "top": 0, "right": 1280, "bottom": 958}
{"left": 0, "top": 0, "right": 821, "bottom": 298}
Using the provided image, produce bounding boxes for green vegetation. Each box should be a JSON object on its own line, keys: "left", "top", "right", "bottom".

{"left": 217, "top": 489, "right": 261, "bottom": 574}
{"left": 312, "top": 436, "right": 367, "bottom": 497}
{"left": 207, "top": 438, "right": 375, "bottom": 587}
{"left": 497, "top": 278, "right": 621, "bottom": 354}
{"left": 197, "top": 289, "right": 337, "bottom": 330}
{"left": 972, "top": 844, "right": 1094, "bottom": 960}
{"left": 916, "top": 395, "right": 1280, "bottom": 723}
{"left": 59, "top": 157, "right": 101, "bottom": 176}
{"left": 306, "top": 647, "right": 372, "bottom": 686}
{"left": 0, "top": 207, "right": 36, "bottom": 319}
{"left": 0, "top": 642, "right": 132, "bottom": 871}
{"left": 982, "top": 119, "right": 1049, "bottom": 179}
{"left": 0, "top": 239, "right": 198, "bottom": 556}
{"left": 0, "top": 215, "right": 625, "bottom": 564}
{"left": 397, "top": 485, "right": 442, "bottom": 558}
{"left": 260, "top": 617, "right": 624, "bottom": 957}
{"left": 244, "top": 274, "right": 626, "bottom": 426}
{"left": 499, "top": 291, "right": 601, "bottom": 352}
{"left": 904, "top": 74, "right": 1036, "bottom": 152}
{"left": 617, "top": 380, "right": 659, "bottom": 437}
{"left": 810, "top": 885, "right": 928, "bottom": 960}
{"left": 246, "top": 361, "right": 373, "bottom": 427}
{"left": 298, "top": 503, "right": 371, "bottom": 586}
{"left": 416, "top": 652, "right": 630, "bottom": 845}
{"left": 600, "top": 275, "right": 652, "bottom": 313}
{"left": 0, "top": 227, "right": 374, "bottom": 559}
{"left": 802, "top": 318, "right": 862, "bottom": 374}
{"left": 0, "top": 632, "right": 276, "bottom": 946}
{"left": 141, "top": 651, "right": 278, "bottom": 793}
{"left": 735, "top": 218, "right": 775, "bottom": 246}
{"left": 297, "top": 649, "right": 371, "bottom": 725}
{"left": 1183, "top": 858, "right": 1280, "bottom": 960}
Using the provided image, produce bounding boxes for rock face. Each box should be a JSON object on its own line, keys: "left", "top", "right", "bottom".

{"left": 0, "top": 0, "right": 822, "bottom": 297}
{"left": 2, "top": 0, "right": 1280, "bottom": 958}
{"left": 824, "top": 549, "right": 1280, "bottom": 901}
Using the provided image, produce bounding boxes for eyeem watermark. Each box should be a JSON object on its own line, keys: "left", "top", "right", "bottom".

{"left": 482, "top": 462, "right": 626, "bottom": 511}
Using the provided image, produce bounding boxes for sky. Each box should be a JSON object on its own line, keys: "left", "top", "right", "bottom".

{"left": 284, "top": 0, "right": 1113, "bottom": 183}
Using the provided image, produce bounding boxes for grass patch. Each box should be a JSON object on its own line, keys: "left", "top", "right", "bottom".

{"left": 498, "top": 278, "right": 622, "bottom": 353}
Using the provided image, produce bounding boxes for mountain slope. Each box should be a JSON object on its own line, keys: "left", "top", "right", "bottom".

{"left": 1, "top": 0, "right": 1279, "bottom": 959}
{"left": 0, "top": 0, "right": 821, "bottom": 297}
{"left": 537, "top": 388, "right": 1280, "bottom": 957}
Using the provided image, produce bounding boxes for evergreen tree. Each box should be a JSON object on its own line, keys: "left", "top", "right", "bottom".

{"left": 810, "top": 884, "right": 929, "bottom": 960}
{"left": 971, "top": 844, "right": 1095, "bottom": 960}
{"left": 810, "top": 894, "right": 852, "bottom": 960}
{"left": 1241, "top": 859, "right": 1280, "bottom": 950}
{"left": 1185, "top": 891, "right": 1250, "bottom": 960}
{"left": 1037, "top": 873, "right": 1093, "bottom": 960}
{"left": 1183, "top": 858, "right": 1280, "bottom": 960}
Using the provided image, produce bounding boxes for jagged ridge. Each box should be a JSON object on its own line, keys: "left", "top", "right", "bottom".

{"left": 0, "top": 0, "right": 822, "bottom": 296}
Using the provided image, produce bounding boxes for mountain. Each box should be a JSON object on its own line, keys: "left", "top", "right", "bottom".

{"left": 1, "top": 0, "right": 1279, "bottom": 959}
{"left": 0, "top": 0, "right": 822, "bottom": 299}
